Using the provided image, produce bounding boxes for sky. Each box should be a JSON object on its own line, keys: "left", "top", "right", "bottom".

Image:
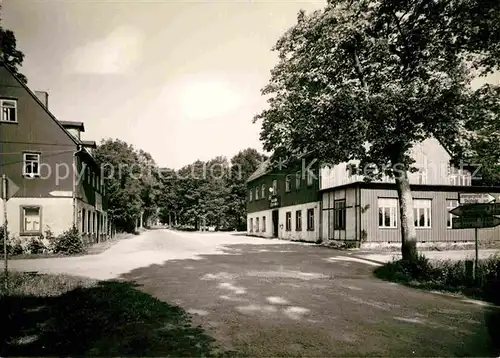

{"left": 4, "top": 0, "right": 327, "bottom": 169}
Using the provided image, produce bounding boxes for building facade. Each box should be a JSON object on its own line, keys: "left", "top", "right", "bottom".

{"left": 0, "top": 64, "right": 109, "bottom": 245}
{"left": 319, "top": 138, "right": 500, "bottom": 246}
{"left": 247, "top": 138, "right": 500, "bottom": 246}
{"left": 246, "top": 158, "right": 321, "bottom": 242}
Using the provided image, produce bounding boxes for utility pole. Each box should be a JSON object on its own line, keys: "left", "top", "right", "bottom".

{"left": 2, "top": 174, "right": 9, "bottom": 291}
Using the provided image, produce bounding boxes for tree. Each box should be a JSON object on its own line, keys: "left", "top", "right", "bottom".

{"left": 94, "top": 139, "right": 143, "bottom": 232}
{"left": 0, "top": 28, "right": 27, "bottom": 84}
{"left": 227, "top": 149, "right": 267, "bottom": 230}
{"left": 254, "top": 0, "right": 500, "bottom": 261}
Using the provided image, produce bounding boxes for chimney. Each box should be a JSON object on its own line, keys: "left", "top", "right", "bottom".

{"left": 35, "top": 91, "right": 49, "bottom": 108}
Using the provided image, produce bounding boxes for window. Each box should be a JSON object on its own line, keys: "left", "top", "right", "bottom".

{"left": 88, "top": 210, "right": 91, "bottom": 233}
{"left": 414, "top": 199, "right": 432, "bottom": 228}
{"left": 334, "top": 200, "right": 346, "bottom": 230}
{"left": 93, "top": 212, "right": 96, "bottom": 234}
{"left": 249, "top": 190, "right": 253, "bottom": 202}
{"left": 285, "top": 175, "right": 291, "bottom": 192}
{"left": 21, "top": 206, "right": 41, "bottom": 234}
{"left": 307, "top": 208, "right": 315, "bottom": 231}
{"left": 272, "top": 179, "right": 278, "bottom": 194}
{"left": 0, "top": 99, "right": 17, "bottom": 122}
{"left": 256, "top": 217, "right": 260, "bottom": 232}
{"left": 295, "top": 210, "right": 302, "bottom": 231}
{"left": 261, "top": 184, "right": 266, "bottom": 199}
{"left": 255, "top": 186, "right": 259, "bottom": 200}
{"left": 285, "top": 212, "right": 292, "bottom": 231}
{"left": 378, "top": 198, "right": 398, "bottom": 228}
{"left": 447, "top": 199, "right": 459, "bottom": 229}
{"left": 82, "top": 208, "right": 86, "bottom": 233}
{"left": 249, "top": 218, "right": 253, "bottom": 232}
{"left": 307, "top": 170, "right": 314, "bottom": 186}
{"left": 23, "top": 152, "right": 40, "bottom": 176}
{"left": 262, "top": 216, "right": 266, "bottom": 232}
{"left": 296, "top": 171, "right": 301, "bottom": 189}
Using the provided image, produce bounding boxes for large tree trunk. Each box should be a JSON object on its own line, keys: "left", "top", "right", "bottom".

{"left": 394, "top": 171, "right": 418, "bottom": 262}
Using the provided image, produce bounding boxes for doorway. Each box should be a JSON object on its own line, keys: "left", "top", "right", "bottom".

{"left": 272, "top": 210, "right": 279, "bottom": 238}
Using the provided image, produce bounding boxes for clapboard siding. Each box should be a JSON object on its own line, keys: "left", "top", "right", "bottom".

{"left": 319, "top": 138, "right": 472, "bottom": 190}
{"left": 361, "top": 188, "right": 500, "bottom": 242}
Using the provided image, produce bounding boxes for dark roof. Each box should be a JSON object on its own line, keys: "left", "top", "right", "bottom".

{"left": 81, "top": 140, "right": 97, "bottom": 149}
{"left": 0, "top": 63, "right": 80, "bottom": 147}
{"left": 59, "top": 120, "right": 85, "bottom": 131}
{"left": 246, "top": 159, "right": 271, "bottom": 183}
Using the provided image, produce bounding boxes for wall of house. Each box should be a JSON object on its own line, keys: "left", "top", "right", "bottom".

{"left": 0, "top": 197, "right": 73, "bottom": 240}
{"left": 77, "top": 199, "right": 108, "bottom": 244}
{"left": 247, "top": 162, "right": 320, "bottom": 214}
{"left": 0, "top": 66, "right": 77, "bottom": 198}
{"left": 247, "top": 209, "right": 274, "bottom": 238}
{"left": 321, "top": 187, "right": 359, "bottom": 241}
{"left": 319, "top": 137, "right": 472, "bottom": 190}
{"left": 360, "top": 188, "right": 500, "bottom": 243}
{"left": 278, "top": 202, "right": 320, "bottom": 242}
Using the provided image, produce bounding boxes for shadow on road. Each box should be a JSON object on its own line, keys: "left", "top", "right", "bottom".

{"left": 0, "top": 280, "right": 227, "bottom": 357}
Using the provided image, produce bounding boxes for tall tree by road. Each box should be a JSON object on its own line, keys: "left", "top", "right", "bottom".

{"left": 227, "top": 149, "right": 267, "bottom": 230}
{"left": 255, "top": 0, "right": 500, "bottom": 261}
{"left": 94, "top": 139, "right": 145, "bottom": 232}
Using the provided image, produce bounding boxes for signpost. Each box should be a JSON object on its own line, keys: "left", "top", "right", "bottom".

{"left": 1, "top": 174, "right": 19, "bottom": 291}
{"left": 459, "top": 193, "right": 496, "bottom": 205}
{"left": 451, "top": 195, "right": 500, "bottom": 280}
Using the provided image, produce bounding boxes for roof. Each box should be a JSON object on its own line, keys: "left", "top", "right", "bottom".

{"left": 81, "top": 140, "right": 97, "bottom": 149}
{"left": 246, "top": 159, "right": 271, "bottom": 183}
{"left": 59, "top": 120, "right": 85, "bottom": 131}
{"left": 0, "top": 63, "right": 80, "bottom": 147}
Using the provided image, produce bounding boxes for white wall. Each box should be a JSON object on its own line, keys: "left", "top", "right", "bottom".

{"left": 278, "top": 202, "right": 320, "bottom": 242}
{"left": 319, "top": 137, "right": 472, "bottom": 190}
{"left": 247, "top": 209, "right": 274, "bottom": 238}
{"left": 0, "top": 197, "right": 73, "bottom": 239}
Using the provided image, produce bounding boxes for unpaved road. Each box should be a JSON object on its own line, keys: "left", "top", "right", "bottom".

{"left": 5, "top": 230, "right": 293, "bottom": 280}
{"left": 6, "top": 229, "right": 500, "bottom": 356}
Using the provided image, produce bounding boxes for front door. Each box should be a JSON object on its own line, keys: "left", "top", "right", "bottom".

{"left": 272, "top": 210, "right": 279, "bottom": 238}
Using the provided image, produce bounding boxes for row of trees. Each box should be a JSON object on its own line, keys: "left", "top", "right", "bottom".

{"left": 94, "top": 139, "right": 266, "bottom": 232}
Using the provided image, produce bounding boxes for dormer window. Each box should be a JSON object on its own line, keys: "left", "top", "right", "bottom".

{"left": 1, "top": 99, "right": 17, "bottom": 122}
{"left": 23, "top": 152, "right": 40, "bottom": 177}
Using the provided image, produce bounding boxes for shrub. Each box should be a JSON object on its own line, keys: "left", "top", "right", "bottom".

{"left": 44, "top": 227, "right": 57, "bottom": 253}
{"left": 53, "top": 226, "right": 84, "bottom": 255}
{"left": 27, "top": 236, "right": 46, "bottom": 255}
{"left": 0, "top": 226, "right": 10, "bottom": 255}
{"left": 9, "top": 237, "right": 24, "bottom": 256}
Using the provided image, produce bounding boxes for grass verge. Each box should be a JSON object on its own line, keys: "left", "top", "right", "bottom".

{"left": 0, "top": 271, "right": 230, "bottom": 357}
{"left": 374, "top": 254, "right": 500, "bottom": 356}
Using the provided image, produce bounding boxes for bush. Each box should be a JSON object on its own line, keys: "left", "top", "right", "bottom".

{"left": 53, "top": 226, "right": 84, "bottom": 255}
{"left": 9, "top": 237, "right": 24, "bottom": 256}
{"left": 44, "top": 227, "right": 57, "bottom": 253}
{"left": 27, "top": 236, "right": 46, "bottom": 255}
{"left": 375, "top": 254, "right": 500, "bottom": 305}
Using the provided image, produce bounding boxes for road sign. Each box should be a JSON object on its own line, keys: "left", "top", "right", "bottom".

{"left": 459, "top": 193, "right": 496, "bottom": 205}
{"left": 450, "top": 203, "right": 500, "bottom": 217}
{"left": 452, "top": 216, "right": 500, "bottom": 229}
{"left": 0, "top": 175, "right": 19, "bottom": 201}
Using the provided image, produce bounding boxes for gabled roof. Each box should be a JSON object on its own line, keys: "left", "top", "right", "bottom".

{"left": 246, "top": 159, "right": 271, "bottom": 183}
{"left": 1, "top": 63, "right": 80, "bottom": 147}
{"left": 59, "top": 120, "right": 85, "bottom": 132}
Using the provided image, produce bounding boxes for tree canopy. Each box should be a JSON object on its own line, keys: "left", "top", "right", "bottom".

{"left": 254, "top": 0, "right": 500, "bottom": 260}
{"left": 0, "top": 27, "right": 27, "bottom": 84}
